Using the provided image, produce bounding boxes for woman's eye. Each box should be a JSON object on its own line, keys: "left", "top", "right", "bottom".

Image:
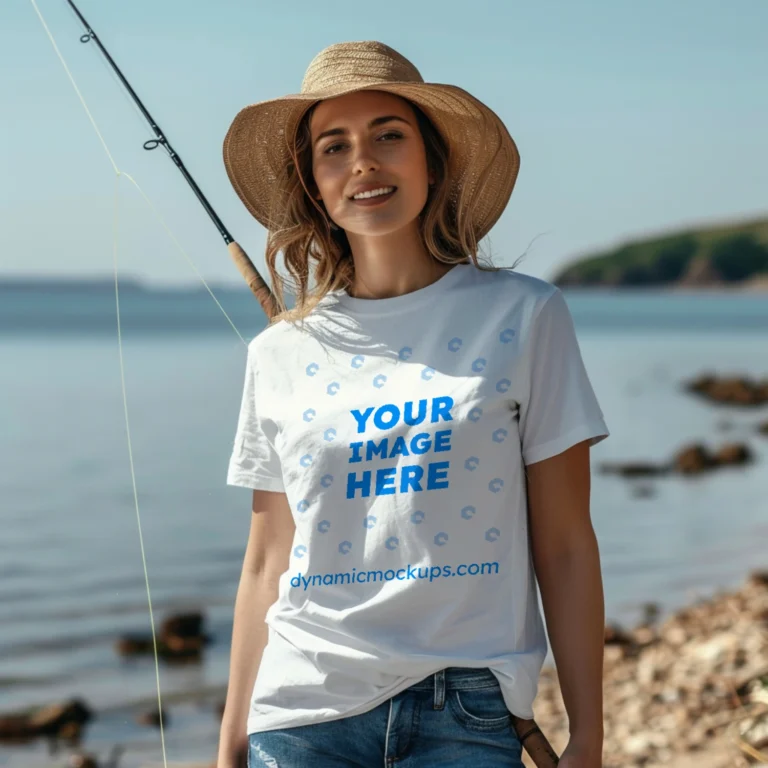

{"left": 323, "top": 132, "right": 402, "bottom": 155}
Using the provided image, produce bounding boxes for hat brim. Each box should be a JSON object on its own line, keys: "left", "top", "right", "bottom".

{"left": 223, "top": 81, "right": 519, "bottom": 240}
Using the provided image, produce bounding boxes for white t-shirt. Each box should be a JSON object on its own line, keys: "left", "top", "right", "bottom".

{"left": 227, "top": 262, "right": 609, "bottom": 734}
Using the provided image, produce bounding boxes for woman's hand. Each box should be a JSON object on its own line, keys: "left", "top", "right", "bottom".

{"left": 556, "top": 736, "right": 603, "bottom": 767}
{"left": 216, "top": 734, "right": 248, "bottom": 768}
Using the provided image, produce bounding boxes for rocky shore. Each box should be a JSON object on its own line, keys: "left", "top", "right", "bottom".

{"left": 684, "top": 374, "right": 768, "bottom": 408}
{"left": 525, "top": 570, "right": 768, "bottom": 767}
{"left": 599, "top": 373, "right": 767, "bottom": 487}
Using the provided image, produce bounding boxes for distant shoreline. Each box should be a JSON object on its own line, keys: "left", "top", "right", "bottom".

{"left": 557, "top": 281, "right": 768, "bottom": 294}
{"left": 552, "top": 213, "right": 768, "bottom": 290}
{"left": 0, "top": 277, "right": 250, "bottom": 294}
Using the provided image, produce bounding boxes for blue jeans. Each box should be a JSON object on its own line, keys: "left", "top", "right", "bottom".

{"left": 247, "top": 666, "right": 524, "bottom": 767}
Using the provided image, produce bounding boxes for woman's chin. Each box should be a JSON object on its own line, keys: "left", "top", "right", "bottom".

{"left": 341, "top": 215, "right": 422, "bottom": 239}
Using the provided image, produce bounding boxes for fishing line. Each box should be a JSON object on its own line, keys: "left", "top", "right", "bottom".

{"left": 111, "top": 172, "right": 169, "bottom": 768}
{"left": 28, "top": 0, "right": 253, "bottom": 764}
{"left": 28, "top": 0, "right": 248, "bottom": 343}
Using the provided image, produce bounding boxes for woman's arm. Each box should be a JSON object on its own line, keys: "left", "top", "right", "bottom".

{"left": 217, "top": 489, "right": 295, "bottom": 768}
{"left": 525, "top": 440, "right": 605, "bottom": 763}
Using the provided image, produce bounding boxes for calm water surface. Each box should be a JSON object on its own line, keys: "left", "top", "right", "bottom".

{"left": 1, "top": 288, "right": 766, "bottom": 767}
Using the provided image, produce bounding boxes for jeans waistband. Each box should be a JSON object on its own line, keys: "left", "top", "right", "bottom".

{"left": 408, "top": 666, "right": 499, "bottom": 692}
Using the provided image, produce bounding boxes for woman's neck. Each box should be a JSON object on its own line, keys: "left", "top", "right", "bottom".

{"left": 344, "top": 224, "right": 452, "bottom": 300}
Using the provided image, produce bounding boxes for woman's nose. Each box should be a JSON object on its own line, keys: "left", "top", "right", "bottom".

{"left": 351, "top": 144, "right": 380, "bottom": 174}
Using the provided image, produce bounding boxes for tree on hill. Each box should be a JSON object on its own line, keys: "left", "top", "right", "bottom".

{"left": 654, "top": 236, "right": 698, "bottom": 282}
{"left": 709, "top": 234, "right": 768, "bottom": 282}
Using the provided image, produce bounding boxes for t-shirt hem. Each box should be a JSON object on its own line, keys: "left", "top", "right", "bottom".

{"left": 246, "top": 674, "right": 414, "bottom": 735}
{"left": 227, "top": 469, "right": 285, "bottom": 492}
{"left": 245, "top": 661, "right": 540, "bottom": 734}
{"left": 523, "top": 420, "right": 610, "bottom": 466}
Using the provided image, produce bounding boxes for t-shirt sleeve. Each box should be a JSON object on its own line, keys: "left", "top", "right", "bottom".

{"left": 518, "top": 287, "right": 609, "bottom": 465}
{"left": 226, "top": 344, "right": 285, "bottom": 492}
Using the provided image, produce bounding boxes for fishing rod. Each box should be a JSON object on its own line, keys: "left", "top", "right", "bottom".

{"left": 65, "top": 0, "right": 277, "bottom": 319}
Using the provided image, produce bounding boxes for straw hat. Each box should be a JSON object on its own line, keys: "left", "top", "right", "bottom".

{"left": 223, "top": 40, "right": 520, "bottom": 241}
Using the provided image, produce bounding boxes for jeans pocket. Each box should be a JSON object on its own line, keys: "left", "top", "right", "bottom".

{"left": 447, "top": 685, "right": 514, "bottom": 733}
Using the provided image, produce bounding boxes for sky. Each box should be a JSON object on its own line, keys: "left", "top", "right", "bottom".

{"left": 2, "top": 0, "right": 767, "bottom": 287}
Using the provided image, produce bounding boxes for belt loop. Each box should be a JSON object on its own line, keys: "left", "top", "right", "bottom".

{"left": 433, "top": 668, "right": 446, "bottom": 710}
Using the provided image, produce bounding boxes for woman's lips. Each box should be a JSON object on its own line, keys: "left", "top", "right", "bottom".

{"left": 350, "top": 188, "right": 397, "bottom": 206}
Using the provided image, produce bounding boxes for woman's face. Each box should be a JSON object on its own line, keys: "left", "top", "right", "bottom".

{"left": 309, "top": 90, "right": 433, "bottom": 237}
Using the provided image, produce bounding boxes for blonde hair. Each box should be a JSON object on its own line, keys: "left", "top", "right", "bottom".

{"left": 262, "top": 94, "right": 502, "bottom": 325}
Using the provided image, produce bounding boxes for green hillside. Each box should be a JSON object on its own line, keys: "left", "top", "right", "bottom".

{"left": 553, "top": 215, "right": 768, "bottom": 288}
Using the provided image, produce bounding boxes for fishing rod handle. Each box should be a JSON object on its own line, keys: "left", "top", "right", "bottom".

{"left": 227, "top": 242, "right": 278, "bottom": 321}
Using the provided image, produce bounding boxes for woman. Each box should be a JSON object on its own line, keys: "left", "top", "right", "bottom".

{"left": 217, "top": 41, "right": 608, "bottom": 768}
